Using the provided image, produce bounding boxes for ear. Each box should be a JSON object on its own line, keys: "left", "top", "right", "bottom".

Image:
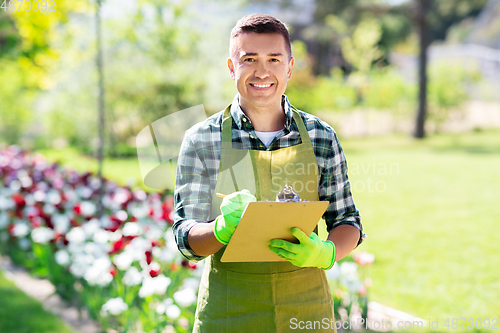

{"left": 227, "top": 58, "right": 235, "bottom": 80}
{"left": 287, "top": 57, "right": 295, "bottom": 81}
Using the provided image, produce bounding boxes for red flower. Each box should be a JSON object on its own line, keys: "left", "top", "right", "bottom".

{"left": 12, "top": 193, "right": 25, "bottom": 207}
{"left": 7, "top": 223, "right": 15, "bottom": 236}
{"left": 110, "top": 237, "right": 126, "bottom": 255}
{"left": 145, "top": 250, "right": 153, "bottom": 265}
{"left": 149, "top": 264, "right": 161, "bottom": 278}
{"left": 110, "top": 267, "right": 118, "bottom": 277}
{"left": 73, "top": 202, "right": 81, "bottom": 215}
{"left": 31, "top": 216, "right": 43, "bottom": 228}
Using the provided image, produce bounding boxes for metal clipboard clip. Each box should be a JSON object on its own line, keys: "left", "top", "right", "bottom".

{"left": 275, "top": 184, "right": 302, "bottom": 202}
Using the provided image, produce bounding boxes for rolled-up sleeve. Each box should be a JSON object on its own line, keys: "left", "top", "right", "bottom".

{"left": 317, "top": 127, "right": 364, "bottom": 245}
{"left": 173, "top": 130, "right": 214, "bottom": 262}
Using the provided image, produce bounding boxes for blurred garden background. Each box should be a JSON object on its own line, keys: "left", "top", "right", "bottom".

{"left": 1, "top": 0, "right": 500, "bottom": 332}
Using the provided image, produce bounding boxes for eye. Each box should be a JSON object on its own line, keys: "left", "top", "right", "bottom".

{"left": 270, "top": 58, "right": 280, "bottom": 62}
{"left": 244, "top": 58, "right": 255, "bottom": 62}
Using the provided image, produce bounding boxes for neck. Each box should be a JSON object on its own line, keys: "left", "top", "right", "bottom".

{"left": 239, "top": 97, "right": 286, "bottom": 132}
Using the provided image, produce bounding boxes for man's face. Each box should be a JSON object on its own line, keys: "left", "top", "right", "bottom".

{"left": 228, "top": 32, "right": 294, "bottom": 111}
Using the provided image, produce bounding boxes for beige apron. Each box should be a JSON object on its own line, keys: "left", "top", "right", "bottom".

{"left": 193, "top": 105, "right": 336, "bottom": 333}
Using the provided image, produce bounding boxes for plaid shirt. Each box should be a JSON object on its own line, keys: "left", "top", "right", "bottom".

{"left": 173, "top": 94, "right": 363, "bottom": 262}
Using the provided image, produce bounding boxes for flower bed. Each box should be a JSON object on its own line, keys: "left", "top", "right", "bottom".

{"left": 0, "top": 145, "right": 200, "bottom": 332}
{"left": 0, "top": 145, "right": 374, "bottom": 332}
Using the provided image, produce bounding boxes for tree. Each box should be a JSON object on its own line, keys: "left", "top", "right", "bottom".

{"left": 0, "top": 1, "right": 89, "bottom": 145}
{"left": 414, "top": 0, "right": 430, "bottom": 139}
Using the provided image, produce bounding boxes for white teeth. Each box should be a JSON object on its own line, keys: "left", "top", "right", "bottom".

{"left": 252, "top": 84, "right": 272, "bottom": 88}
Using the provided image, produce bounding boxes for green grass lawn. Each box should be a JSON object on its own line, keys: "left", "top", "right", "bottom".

{"left": 0, "top": 269, "right": 74, "bottom": 333}
{"left": 33, "top": 129, "right": 500, "bottom": 332}
{"left": 341, "top": 129, "right": 500, "bottom": 332}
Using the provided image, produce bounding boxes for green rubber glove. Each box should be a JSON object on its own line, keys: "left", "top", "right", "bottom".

{"left": 214, "top": 189, "right": 256, "bottom": 244}
{"left": 269, "top": 228, "right": 336, "bottom": 270}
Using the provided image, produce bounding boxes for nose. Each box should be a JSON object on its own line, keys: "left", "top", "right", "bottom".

{"left": 254, "top": 61, "right": 270, "bottom": 79}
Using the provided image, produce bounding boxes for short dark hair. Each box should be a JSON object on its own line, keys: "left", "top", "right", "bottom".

{"left": 230, "top": 14, "right": 292, "bottom": 59}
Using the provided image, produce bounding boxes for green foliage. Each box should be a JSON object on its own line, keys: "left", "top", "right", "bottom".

{"left": 34, "top": 0, "right": 206, "bottom": 156}
{"left": 341, "top": 17, "right": 383, "bottom": 73}
{"left": 286, "top": 39, "right": 481, "bottom": 124}
{"left": 286, "top": 41, "right": 358, "bottom": 112}
{"left": 0, "top": 59, "right": 35, "bottom": 144}
{"left": 0, "top": 1, "right": 89, "bottom": 145}
{"left": 427, "top": 60, "right": 482, "bottom": 130}
{"left": 362, "top": 67, "right": 416, "bottom": 112}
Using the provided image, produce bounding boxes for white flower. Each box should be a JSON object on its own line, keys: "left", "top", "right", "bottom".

{"left": 173, "top": 287, "right": 197, "bottom": 307}
{"left": 123, "top": 267, "right": 143, "bottom": 286}
{"left": 139, "top": 274, "right": 171, "bottom": 297}
{"left": 164, "top": 229, "right": 178, "bottom": 253}
{"left": 93, "top": 229, "right": 110, "bottom": 244}
{"left": 67, "top": 241, "right": 85, "bottom": 256}
{"left": 0, "top": 196, "right": 15, "bottom": 210}
{"left": 80, "top": 201, "right": 96, "bottom": 217}
{"left": 340, "top": 262, "right": 358, "bottom": 278}
{"left": 31, "top": 227, "right": 54, "bottom": 244}
{"left": 156, "top": 303, "right": 166, "bottom": 315}
{"left": 116, "top": 210, "right": 128, "bottom": 222}
{"left": 0, "top": 212, "right": 10, "bottom": 229}
{"left": 43, "top": 203, "right": 56, "bottom": 216}
{"left": 66, "top": 227, "right": 86, "bottom": 244}
{"left": 89, "top": 176, "right": 101, "bottom": 190}
{"left": 122, "top": 222, "right": 142, "bottom": 237}
{"left": 326, "top": 264, "right": 341, "bottom": 281}
{"left": 55, "top": 250, "right": 71, "bottom": 266}
{"left": 181, "top": 277, "right": 200, "bottom": 290}
{"left": 166, "top": 304, "right": 181, "bottom": 319}
{"left": 46, "top": 190, "right": 61, "bottom": 205}
{"left": 125, "top": 237, "right": 148, "bottom": 261}
{"left": 84, "top": 242, "right": 96, "bottom": 255}
{"left": 33, "top": 190, "right": 46, "bottom": 202}
{"left": 52, "top": 214, "right": 71, "bottom": 234}
{"left": 77, "top": 186, "right": 93, "bottom": 199}
{"left": 12, "top": 223, "right": 30, "bottom": 238}
{"left": 24, "top": 193, "right": 35, "bottom": 206}
{"left": 84, "top": 257, "right": 113, "bottom": 286}
{"left": 113, "top": 252, "right": 134, "bottom": 271}
{"left": 82, "top": 218, "right": 100, "bottom": 237}
{"left": 101, "top": 297, "right": 128, "bottom": 316}
{"left": 113, "top": 188, "right": 129, "bottom": 205}
{"left": 19, "top": 175, "right": 33, "bottom": 188}
{"left": 127, "top": 201, "right": 148, "bottom": 219}
{"left": 145, "top": 226, "right": 163, "bottom": 241}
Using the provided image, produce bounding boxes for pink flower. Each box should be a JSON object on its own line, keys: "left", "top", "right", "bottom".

{"left": 353, "top": 252, "right": 375, "bottom": 266}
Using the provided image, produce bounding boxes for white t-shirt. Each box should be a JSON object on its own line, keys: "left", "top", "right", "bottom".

{"left": 255, "top": 130, "right": 280, "bottom": 148}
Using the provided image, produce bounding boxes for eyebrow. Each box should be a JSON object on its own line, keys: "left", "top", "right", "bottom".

{"left": 241, "top": 52, "right": 284, "bottom": 57}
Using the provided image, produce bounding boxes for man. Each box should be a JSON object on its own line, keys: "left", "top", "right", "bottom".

{"left": 174, "top": 14, "right": 363, "bottom": 332}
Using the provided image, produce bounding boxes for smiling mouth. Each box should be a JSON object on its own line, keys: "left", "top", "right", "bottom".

{"left": 250, "top": 83, "right": 274, "bottom": 88}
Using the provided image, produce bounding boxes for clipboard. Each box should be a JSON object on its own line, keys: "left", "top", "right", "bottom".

{"left": 220, "top": 201, "right": 329, "bottom": 262}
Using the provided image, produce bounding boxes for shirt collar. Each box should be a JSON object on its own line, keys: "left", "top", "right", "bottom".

{"left": 229, "top": 94, "right": 294, "bottom": 131}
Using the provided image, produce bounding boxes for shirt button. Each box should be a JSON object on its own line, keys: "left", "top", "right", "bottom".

{"left": 242, "top": 118, "right": 247, "bottom": 122}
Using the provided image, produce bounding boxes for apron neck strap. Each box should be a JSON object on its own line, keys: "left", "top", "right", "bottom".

{"left": 221, "top": 104, "right": 311, "bottom": 147}
{"left": 222, "top": 105, "right": 233, "bottom": 149}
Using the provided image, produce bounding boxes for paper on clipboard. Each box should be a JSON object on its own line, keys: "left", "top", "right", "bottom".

{"left": 220, "top": 201, "right": 329, "bottom": 262}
